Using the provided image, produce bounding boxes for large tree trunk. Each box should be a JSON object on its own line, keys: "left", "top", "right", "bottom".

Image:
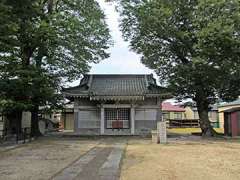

{"left": 31, "top": 105, "right": 42, "bottom": 137}
{"left": 195, "top": 96, "right": 217, "bottom": 137}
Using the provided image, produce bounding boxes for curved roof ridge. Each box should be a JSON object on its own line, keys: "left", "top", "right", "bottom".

{"left": 63, "top": 74, "right": 172, "bottom": 100}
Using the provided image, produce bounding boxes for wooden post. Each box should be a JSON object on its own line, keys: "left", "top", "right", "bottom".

{"left": 156, "top": 97, "right": 162, "bottom": 122}
{"left": 63, "top": 109, "right": 66, "bottom": 130}
{"left": 100, "top": 106, "right": 104, "bottom": 135}
{"left": 131, "top": 106, "right": 135, "bottom": 135}
{"left": 74, "top": 108, "right": 79, "bottom": 132}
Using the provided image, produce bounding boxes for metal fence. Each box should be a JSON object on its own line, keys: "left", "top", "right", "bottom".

{"left": 16, "top": 127, "right": 32, "bottom": 143}
{"left": 0, "top": 127, "right": 32, "bottom": 144}
{"left": 0, "top": 128, "right": 7, "bottom": 141}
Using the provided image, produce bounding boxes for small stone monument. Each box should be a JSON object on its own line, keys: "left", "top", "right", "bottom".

{"left": 157, "top": 121, "right": 167, "bottom": 144}
{"left": 21, "top": 111, "right": 31, "bottom": 128}
{"left": 151, "top": 130, "right": 159, "bottom": 143}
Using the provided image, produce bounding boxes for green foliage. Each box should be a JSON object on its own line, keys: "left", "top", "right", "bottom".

{"left": 0, "top": 0, "right": 111, "bottom": 113}
{"left": 119, "top": 0, "right": 240, "bottom": 103}
{"left": 119, "top": 0, "right": 240, "bottom": 135}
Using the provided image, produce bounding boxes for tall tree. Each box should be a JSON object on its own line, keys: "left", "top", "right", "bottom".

{"left": 118, "top": 0, "right": 240, "bottom": 136}
{"left": 0, "top": 0, "right": 111, "bottom": 136}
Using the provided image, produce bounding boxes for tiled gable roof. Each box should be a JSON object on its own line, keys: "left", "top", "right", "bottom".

{"left": 63, "top": 74, "right": 171, "bottom": 100}
{"left": 162, "top": 102, "right": 185, "bottom": 112}
{"left": 191, "top": 104, "right": 218, "bottom": 111}
{"left": 90, "top": 75, "right": 147, "bottom": 96}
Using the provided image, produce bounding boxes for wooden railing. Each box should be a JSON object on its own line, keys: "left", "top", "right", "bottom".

{"left": 166, "top": 119, "right": 219, "bottom": 128}
{"left": 166, "top": 119, "right": 200, "bottom": 128}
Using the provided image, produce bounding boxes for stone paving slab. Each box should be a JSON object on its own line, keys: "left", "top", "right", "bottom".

{"left": 99, "top": 143, "right": 125, "bottom": 179}
{"left": 52, "top": 142, "right": 126, "bottom": 180}
{"left": 52, "top": 147, "right": 103, "bottom": 180}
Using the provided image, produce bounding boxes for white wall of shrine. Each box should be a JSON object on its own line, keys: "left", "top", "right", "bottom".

{"left": 73, "top": 97, "right": 162, "bottom": 135}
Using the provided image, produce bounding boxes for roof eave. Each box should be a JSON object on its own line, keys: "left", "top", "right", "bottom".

{"left": 146, "top": 93, "right": 173, "bottom": 99}
{"left": 90, "top": 95, "right": 145, "bottom": 101}
{"left": 63, "top": 92, "right": 89, "bottom": 98}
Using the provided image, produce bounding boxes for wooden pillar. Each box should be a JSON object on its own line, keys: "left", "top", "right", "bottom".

{"left": 131, "top": 106, "right": 135, "bottom": 135}
{"left": 156, "top": 97, "right": 162, "bottom": 122}
{"left": 100, "top": 107, "right": 104, "bottom": 135}
{"left": 74, "top": 108, "right": 79, "bottom": 132}
{"left": 63, "top": 109, "right": 66, "bottom": 130}
{"left": 231, "top": 112, "right": 238, "bottom": 137}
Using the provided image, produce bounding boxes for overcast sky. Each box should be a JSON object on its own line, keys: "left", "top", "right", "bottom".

{"left": 69, "top": 1, "right": 184, "bottom": 103}
{"left": 70, "top": 1, "right": 156, "bottom": 87}
{"left": 89, "top": 0, "right": 154, "bottom": 75}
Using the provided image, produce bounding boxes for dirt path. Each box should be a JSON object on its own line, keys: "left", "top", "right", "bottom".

{"left": 0, "top": 137, "right": 98, "bottom": 180}
{"left": 0, "top": 136, "right": 126, "bottom": 180}
{"left": 2, "top": 136, "right": 239, "bottom": 180}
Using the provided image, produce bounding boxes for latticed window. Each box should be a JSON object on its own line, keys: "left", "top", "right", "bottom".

{"left": 174, "top": 112, "right": 182, "bottom": 119}
{"left": 162, "top": 112, "right": 170, "bottom": 120}
{"left": 105, "top": 108, "right": 130, "bottom": 129}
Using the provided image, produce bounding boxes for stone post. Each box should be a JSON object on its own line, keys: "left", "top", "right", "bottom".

{"left": 21, "top": 111, "right": 31, "bottom": 128}
{"left": 157, "top": 121, "right": 167, "bottom": 144}
{"left": 154, "top": 97, "right": 166, "bottom": 144}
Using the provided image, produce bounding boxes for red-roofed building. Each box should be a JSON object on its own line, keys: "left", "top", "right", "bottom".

{"left": 162, "top": 102, "right": 185, "bottom": 112}
{"left": 162, "top": 102, "right": 185, "bottom": 121}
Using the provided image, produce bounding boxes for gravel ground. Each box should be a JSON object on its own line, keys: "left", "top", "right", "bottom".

{"left": 1, "top": 136, "right": 240, "bottom": 180}
{"left": 120, "top": 137, "right": 240, "bottom": 180}
{"left": 0, "top": 137, "right": 98, "bottom": 180}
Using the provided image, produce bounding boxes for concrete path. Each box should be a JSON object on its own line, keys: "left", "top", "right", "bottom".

{"left": 52, "top": 141, "right": 126, "bottom": 180}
